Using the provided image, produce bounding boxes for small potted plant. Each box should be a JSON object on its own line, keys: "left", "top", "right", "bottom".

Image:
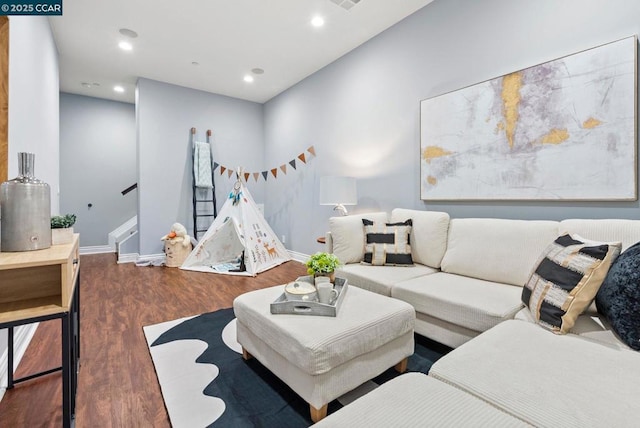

{"left": 51, "top": 214, "right": 76, "bottom": 245}
{"left": 306, "top": 252, "right": 341, "bottom": 282}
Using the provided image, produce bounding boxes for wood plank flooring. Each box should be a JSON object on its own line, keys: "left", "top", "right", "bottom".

{"left": 0, "top": 253, "right": 307, "bottom": 427}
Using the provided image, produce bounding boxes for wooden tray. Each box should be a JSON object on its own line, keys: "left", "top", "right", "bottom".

{"left": 270, "top": 276, "right": 348, "bottom": 317}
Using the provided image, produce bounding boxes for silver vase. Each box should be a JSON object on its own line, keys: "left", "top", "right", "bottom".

{"left": 0, "top": 152, "right": 52, "bottom": 251}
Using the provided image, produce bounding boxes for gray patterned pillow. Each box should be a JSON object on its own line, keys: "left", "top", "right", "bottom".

{"left": 362, "top": 219, "right": 413, "bottom": 266}
{"left": 522, "top": 234, "right": 621, "bottom": 334}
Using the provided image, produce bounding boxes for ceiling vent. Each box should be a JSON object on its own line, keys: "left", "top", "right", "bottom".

{"left": 330, "top": 0, "right": 361, "bottom": 11}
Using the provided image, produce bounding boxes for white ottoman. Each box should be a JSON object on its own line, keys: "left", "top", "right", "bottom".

{"left": 233, "top": 284, "right": 415, "bottom": 422}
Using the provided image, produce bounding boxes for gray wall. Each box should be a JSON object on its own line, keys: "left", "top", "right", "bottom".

{"left": 136, "top": 78, "right": 265, "bottom": 256}
{"left": 59, "top": 93, "right": 136, "bottom": 247}
{"left": 7, "top": 17, "right": 59, "bottom": 213}
{"left": 1, "top": 16, "right": 59, "bottom": 391}
{"left": 264, "top": 0, "right": 640, "bottom": 256}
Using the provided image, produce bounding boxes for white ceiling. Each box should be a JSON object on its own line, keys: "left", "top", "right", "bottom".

{"left": 49, "top": 0, "right": 433, "bottom": 104}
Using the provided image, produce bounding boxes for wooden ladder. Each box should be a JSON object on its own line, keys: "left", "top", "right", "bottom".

{"left": 191, "top": 128, "right": 217, "bottom": 240}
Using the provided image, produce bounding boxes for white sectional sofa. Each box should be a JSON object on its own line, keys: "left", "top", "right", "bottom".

{"left": 318, "top": 209, "right": 640, "bottom": 427}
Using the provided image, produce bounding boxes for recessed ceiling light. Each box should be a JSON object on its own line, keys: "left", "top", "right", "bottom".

{"left": 118, "top": 41, "right": 133, "bottom": 51}
{"left": 119, "top": 28, "right": 138, "bottom": 38}
{"left": 311, "top": 16, "right": 325, "bottom": 27}
{"left": 113, "top": 85, "right": 125, "bottom": 93}
{"left": 243, "top": 75, "right": 254, "bottom": 83}
{"left": 251, "top": 68, "right": 264, "bottom": 75}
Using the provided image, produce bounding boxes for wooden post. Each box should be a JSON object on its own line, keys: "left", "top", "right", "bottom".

{"left": 310, "top": 404, "right": 328, "bottom": 423}
{"left": 394, "top": 357, "right": 408, "bottom": 373}
{"left": 0, "top": 17, "right": 9, "bottom": 183}
{"left": 241, "top": 347, "right": 252, "bottom": 361}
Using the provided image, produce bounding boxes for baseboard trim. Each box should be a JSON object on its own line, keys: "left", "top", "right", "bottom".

{"left": 288, "top": 250, "right": 309, "bottom": 263}
{"left": 134, "top": 253, "right": 166, "bottom": 267}
{"left": 117, "top": 253, "right": 140, "bottom": 264}
{"left": 0, "top": 323, "right": 39, "bottom": 402}
{"left": 80, "top": 245, "right": 114, "bottom": 255}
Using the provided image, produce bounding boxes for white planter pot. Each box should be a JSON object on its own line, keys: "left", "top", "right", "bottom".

{"left": 52, "top": 227, "right": 74, "bottom": 245}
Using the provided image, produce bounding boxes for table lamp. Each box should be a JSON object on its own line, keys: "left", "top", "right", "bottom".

{"left": 319, "top": 176, "right": 357, "bottom": 215}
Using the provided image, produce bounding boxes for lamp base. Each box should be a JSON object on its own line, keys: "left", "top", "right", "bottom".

{"left": 333, "top": 204, "right": 349, "bottom": 216}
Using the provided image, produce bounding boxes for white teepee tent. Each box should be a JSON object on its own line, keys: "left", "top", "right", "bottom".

{"left": 181, "top": 172, "right": 291, "bottom": 276}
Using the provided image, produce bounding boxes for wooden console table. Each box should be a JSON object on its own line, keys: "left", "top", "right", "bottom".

{"left": 0, "top": 234, "right": 81, "bottom": 428}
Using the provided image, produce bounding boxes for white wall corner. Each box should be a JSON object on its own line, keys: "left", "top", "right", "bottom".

{"left": 108, "top": 216, "right": 138, "bottom": 251}
{"left": 287, "top": 250, "right": 309, "bottom": 264}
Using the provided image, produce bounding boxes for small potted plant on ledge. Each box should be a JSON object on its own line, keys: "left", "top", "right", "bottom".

{"left": 51, "top": 214, "right": 76, "bottom": 245}
{"left": 306, "top": 252, "right": 341, "bottom": 282}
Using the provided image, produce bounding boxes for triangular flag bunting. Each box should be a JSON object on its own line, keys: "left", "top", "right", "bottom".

{"left": 289, "top": 160, "right": 297, "bottom": 170}
{"left": 213, "top": 162, "right": 220, "bottom": 171}
{"left": 227, "top": 169, "right": 233, "bottom": 178}
{"left": 298, "top": 153, "right": 306, "bottom": 164}
{"left": 220, "top": 166, "right": 227, "bottom": 175}
{"left": 253, "top": 172, "right": 260, "bottom": 182}
{"left": 271, "top": 168, "right": 278, "bottom": 178}
{"left": 244, "top": 172, "right": 250, "bottom": 182}
{"left": 280, "top": 164, "right": 287, "bottom": 174}
{"left": 307, "top": 146, "right": 316, "bottom": 157}
{"left": 262, "top": 171, "right": 268, "bottom": 181}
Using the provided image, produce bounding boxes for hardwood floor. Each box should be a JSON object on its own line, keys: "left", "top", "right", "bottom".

{"left": 0, "top": 253, "right": 307, "bottom": 427}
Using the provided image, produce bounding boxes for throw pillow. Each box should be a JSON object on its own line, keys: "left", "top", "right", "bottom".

{"left": 595, "top": 241, "right": 640, "bottom": 351}
{"left": 521, "top": 234, "right": 621, "bottom": 334}
{"left": 329, "top": 212, "right": 388, "bottom": 264}
{"left": 362, "top": 219, "right": 414, "bottom": 266}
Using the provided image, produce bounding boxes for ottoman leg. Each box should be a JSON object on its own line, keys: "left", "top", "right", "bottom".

{"left": 394, "top": 357, "right": 408, "bottom": 373}
{"left": 242, "top": 347, "right": 253, "bottom": 361}
{"left": 310, "top": 404, "right": 328, "bottom": 423}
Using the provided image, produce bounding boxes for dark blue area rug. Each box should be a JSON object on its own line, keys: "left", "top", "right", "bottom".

{"left": 143, "top": 308, "right": 450, "bottom": 427}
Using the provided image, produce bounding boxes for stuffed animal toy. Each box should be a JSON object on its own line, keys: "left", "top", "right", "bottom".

{"left": 161, "top": 223, "right": 191, "bottom": 248}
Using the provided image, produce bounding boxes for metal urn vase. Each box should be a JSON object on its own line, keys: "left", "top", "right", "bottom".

{"left": 0, "top": 152, "right": 52, "bottom": 251}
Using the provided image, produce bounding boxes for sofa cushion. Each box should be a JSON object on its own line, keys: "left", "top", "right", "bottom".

{"left": 440, "top": 218, "right": 558, "bottom": 286}
{"left": 515, "top": 307, "right": 629, "bottom": 350}
{"left": 336, "top": 263, "right": 438, "bottom": 296}
{"left": 313, "top": 373, "right": 529, "bottom": 428}
{"left": 429, "top": 320, "right": 640, "bottom": 427}
{"left": 329, "top": 212, "right": 387, "bottom": 264}
{"left": 522, "top": 234, "right": 621, "bottom": 334}
{"left": 560, "top": 219, "right": 640, "bottom": 251}
{"left": 392, "top": 272, "right": 523, "bottom": 332}
{"left": 390, "top": 209, "right": 450, "bottom": 269}
{"left": 362, "top": 219, "right": 413, "bottom": 266}
{"left": 596, "top": 241, "right": 640, "bottom": 351}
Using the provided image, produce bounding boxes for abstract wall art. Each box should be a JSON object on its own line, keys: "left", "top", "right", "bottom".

{"left": 420, "top": 36, "right": 637, "bottom": 201}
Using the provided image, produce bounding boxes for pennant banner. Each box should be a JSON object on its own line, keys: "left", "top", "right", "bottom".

{"left": 212, "top": 146, "right": 316, "bottom": 182}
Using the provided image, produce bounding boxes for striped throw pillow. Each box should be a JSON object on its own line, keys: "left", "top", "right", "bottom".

{"left": 522, "top": 234, "right": 621, "bottom": 334}
{"left": 362, "top": 219, "right": 414, "bottom": 266}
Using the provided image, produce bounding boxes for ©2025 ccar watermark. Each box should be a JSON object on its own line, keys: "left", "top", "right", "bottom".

{"left": 0, "top": 0, "right": 62, "bottom": 15}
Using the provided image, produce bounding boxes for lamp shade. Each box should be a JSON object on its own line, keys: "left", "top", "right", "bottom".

{"left": 319, "top": 176, "right": 357, "bottom": 206}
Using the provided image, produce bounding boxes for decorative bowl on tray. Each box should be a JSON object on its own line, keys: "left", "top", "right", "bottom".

{"left": 284, "top": 280, "right": 318, "bottom": 301}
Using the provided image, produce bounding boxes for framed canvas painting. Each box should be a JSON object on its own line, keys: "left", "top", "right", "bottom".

{"left": 420, "top": 35, "right": 637, "bottom": 201}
